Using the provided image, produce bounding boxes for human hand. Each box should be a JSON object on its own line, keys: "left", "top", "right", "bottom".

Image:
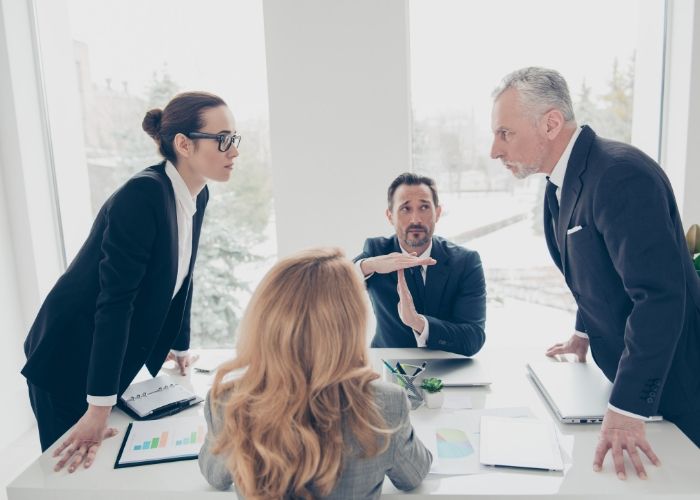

{"left": 361, "top": 252, "right": 435, "bottom": 276}
{"left": 166, "top": 351, "right": 199, "bottom": 376}
{"left": 545, "top": 334, "right": 589, "bottom": 362}
{"left": 396, "top": 269, "right": 424, "bottom": 332}
{"left": 593, "top": 409, "right": 661, "bottom": 480}
{"left": 53, "top": 405, "right": 118, "bottom": 473}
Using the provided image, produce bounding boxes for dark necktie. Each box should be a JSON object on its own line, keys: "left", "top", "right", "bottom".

{"left": 410, "top": 266, "right": 425, "bottom": 312}
{"left": 545, "top": 177, "right": 560, "bottom": 231}
{"left": 544, "top": 177, "right": 559, "bottom": 246}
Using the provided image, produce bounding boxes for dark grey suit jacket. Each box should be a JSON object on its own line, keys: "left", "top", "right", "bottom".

{"left": 199, "top": 380, "right": 432, "bottom": 498}
{"left": 22, "top": 162, "right": 207, "bottom": 399}
{"left": 545, "top": 125, "right": 700, "bottom": 418}
{"left": 354, "top": 236, "right": 486, "bottom": 357}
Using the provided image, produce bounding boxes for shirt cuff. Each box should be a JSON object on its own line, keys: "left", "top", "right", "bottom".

{"left": 355, "top": 259, "right": 374, "bottom": 280}
{"left": 608, "top": 403, "right": 647, "bottom": 420}
{"left": 87, "top": 394, "right": 117, "bottom": 406}
{"left": 573, "top": 330, "right": 589, "bottom": 339}
{"left": 413, "top": 316, "right": 429, "bottom": 348}
{"left": 170, "top": 349, "right": 188, "bottom": 357}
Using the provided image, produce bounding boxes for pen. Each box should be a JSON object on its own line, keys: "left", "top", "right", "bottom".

{"left": 381, "top": 359, "right": 398, "bottom": 374}
{"left": 395, "top": 362, "right": 407, "bottom": 375}
{"left": 412, "top": 362, "right": 427, "bottom": 376}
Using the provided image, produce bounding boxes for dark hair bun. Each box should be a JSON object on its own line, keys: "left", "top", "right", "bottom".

{"left": 142, "top": 108, "right": 163, "bottom": 140}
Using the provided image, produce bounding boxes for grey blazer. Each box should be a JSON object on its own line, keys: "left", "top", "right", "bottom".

{"left": 198, "top": 380, "right": 432, "bottom": 498}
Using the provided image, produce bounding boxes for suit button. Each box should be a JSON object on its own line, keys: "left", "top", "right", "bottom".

{"left": 649, "top": 391, "right": 656, "bottom": 397}
{"left": 646, "top": 397, "right": 654, "bottom": 404}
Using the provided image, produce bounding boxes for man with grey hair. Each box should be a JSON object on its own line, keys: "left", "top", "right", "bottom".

{"left": 490, "top": 67, "right": 700, "bottom": 478}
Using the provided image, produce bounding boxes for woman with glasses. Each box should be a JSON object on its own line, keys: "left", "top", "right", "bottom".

{"left": 21, "top": 91, "right": 241, "bottom": 472}
{"left": 199, "top": 247, "right": 432, "bottom": 499}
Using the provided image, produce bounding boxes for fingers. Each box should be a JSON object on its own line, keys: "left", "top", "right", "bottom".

{"left": 84, "top": 443, "right": 100, "bottom": 469}
{"left": 611, "top": 438, "right": 626, "bottom": 480}
{"left": 592, "top": 436, "right": 610, "bottom": 472}
{"left": 637, "top": 438, "right": 661, "bottom": 466}
{"left": 576, "top": 350, "right": 588, "bottom": 363}
{"left": 545, "top": 343, "right": 567, "bottom": 357}
{"left": 54, "top": 445, "right": 77, "bottom": 471}
{"left": 626, "top": 439, "right": 647, "bottom": 479}
{"left": 396, "top": 270, "right": 413, "bottom": 305}
{"left": 52, "top": 438, "right": 72, "bottom": 458}
{"left": 68, "top": 444, "right": 88, "bottom": 473}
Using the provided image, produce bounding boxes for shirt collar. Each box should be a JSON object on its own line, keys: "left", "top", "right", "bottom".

{"left": 548, "top": 126, "right": 582, "bottom": 188}
{"left": 165, "top": 161, "right": 197, "bottom": 217}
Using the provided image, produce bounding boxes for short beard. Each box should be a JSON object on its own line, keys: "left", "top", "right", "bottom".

{"left": 403, "top": 234, "right": 430, "bottom": 248}
{"left": 509, "top": 162, "right": 541, "bottom": 179}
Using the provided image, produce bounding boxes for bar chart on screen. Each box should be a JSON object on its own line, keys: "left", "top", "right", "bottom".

{"left": 115, "top": 415, "right": 206, "bottom": 468}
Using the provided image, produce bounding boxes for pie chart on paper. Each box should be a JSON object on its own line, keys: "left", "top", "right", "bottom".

{"left": 436, "top": 427, "right": 474, "bottom": 458}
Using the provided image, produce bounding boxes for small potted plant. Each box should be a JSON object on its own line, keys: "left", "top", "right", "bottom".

{"left": 420, "top": 377, "right": 444, "bottom": 409}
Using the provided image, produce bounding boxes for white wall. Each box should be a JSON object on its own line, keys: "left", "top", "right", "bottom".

{"left": 662, "top": 0, "right": 700, "bottom": 225}
{"left": 0, "top": 0, "right": 65, "bottom": 448}
{"left": 263, "top": 0, "right": 412, "bottom": 258}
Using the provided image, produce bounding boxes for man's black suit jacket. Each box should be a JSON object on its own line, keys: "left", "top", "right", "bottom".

{"left": 545, "top": 125, "right": 700, "bottom": 418}
{"left": 22, "top": 162, "right": 208, "bottom": 399}
{"left": 355, "top": 236, "right": 486, "bottom": 357}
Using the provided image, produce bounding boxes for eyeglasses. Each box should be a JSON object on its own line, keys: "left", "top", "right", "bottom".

{"left": 186, "top": 132, "right": 241, "bottom": 152}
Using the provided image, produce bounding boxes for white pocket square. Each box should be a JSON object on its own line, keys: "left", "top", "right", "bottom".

{"left": 567, "top": 225, "right": 583, "bottom": 235}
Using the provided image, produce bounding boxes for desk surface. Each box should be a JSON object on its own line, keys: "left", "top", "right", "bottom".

{"left": 7, "top": 347, "right": 700, "bottom": 499}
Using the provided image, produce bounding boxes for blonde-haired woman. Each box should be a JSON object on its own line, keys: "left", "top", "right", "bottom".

{"left": 199, "top": 247, "right": 432, "bottom": 499}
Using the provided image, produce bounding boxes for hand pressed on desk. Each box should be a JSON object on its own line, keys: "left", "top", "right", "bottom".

{"left": 545, "top": 333, "right": 589, "bottom": 362}
{"left": 593, "top": 409, "right": 661, "bottom": 480}
{"left": 52, "top": 404, "right": 119, "bottom": 473}
{"left": 166, "top": 351, "right": 200, "bottom": 376}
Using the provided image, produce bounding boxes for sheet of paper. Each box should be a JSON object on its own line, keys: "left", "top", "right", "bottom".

{"left": 117, "top": 415, "right": 206, "bottom": 466}
{"left": 413, "top": 407, "right": 533, "bottom": 475}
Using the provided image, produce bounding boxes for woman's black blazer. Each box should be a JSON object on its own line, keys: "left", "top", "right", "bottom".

{"left": 22, "top": 162, "right": 208, "bottom": 398}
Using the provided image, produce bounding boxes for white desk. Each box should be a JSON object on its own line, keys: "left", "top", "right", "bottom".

{"left": 7, "top": 347, "right": 700, "bottom": 499}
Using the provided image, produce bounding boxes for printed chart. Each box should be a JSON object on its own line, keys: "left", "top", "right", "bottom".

{"left": 116, "top": 415, "right": 206, "bottom": 467}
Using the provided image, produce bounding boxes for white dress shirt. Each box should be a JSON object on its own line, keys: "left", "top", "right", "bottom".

{"left": 87, "top": 162, "right": 196, "bottom": 407}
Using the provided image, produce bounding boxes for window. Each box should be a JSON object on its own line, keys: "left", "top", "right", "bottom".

{"left": 409, "top": 0, "right": 666, "bottom": 342}
{"left": 36, "top": 0, "right": 276, "bottom": 347}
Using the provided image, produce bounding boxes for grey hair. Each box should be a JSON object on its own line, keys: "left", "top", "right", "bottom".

{"left": 492, "top": 67, "right": 575, "bottom": 122}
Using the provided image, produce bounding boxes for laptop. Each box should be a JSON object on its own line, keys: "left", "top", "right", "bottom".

{"left": 386, "top": 357, "right": 491, "bottom": 387}
{"left": 527, "top": 361, "right": 662, "bottom": 424}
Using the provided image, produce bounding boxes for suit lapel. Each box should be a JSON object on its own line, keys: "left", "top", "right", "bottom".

{"left": 558, "top": 126, "right": 593, "bottom": 277}
{"left": 154, "top": 162, "right": 179, "bottom": 295}
{"left": 425, "top": 239, "right": 449, "bottom": 316}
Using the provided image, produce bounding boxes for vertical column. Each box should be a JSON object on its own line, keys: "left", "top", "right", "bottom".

{"left": 263, "top": 0, "right": 412, "bottom": 257}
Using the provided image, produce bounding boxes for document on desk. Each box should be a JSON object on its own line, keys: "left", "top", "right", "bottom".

{"left": 480, "top": 416, "right": 564, "bottom": 471}
{"left": 414, "top": 407, "right": 532, "bottom": 475}
{"left": 114, "top": 415, "right": 206, "bottom": 468}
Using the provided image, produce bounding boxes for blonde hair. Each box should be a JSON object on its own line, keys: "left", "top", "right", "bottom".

{"left": 211, "top": 247, "right": 391, "bottom": 499}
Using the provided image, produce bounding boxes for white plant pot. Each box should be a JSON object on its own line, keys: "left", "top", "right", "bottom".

{"left": 423, "top": 390, "right": 444, "bottom": 409}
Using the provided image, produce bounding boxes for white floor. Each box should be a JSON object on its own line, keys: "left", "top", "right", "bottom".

{"left": 1, "top": 425, "right": 40, "bottom": 500}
